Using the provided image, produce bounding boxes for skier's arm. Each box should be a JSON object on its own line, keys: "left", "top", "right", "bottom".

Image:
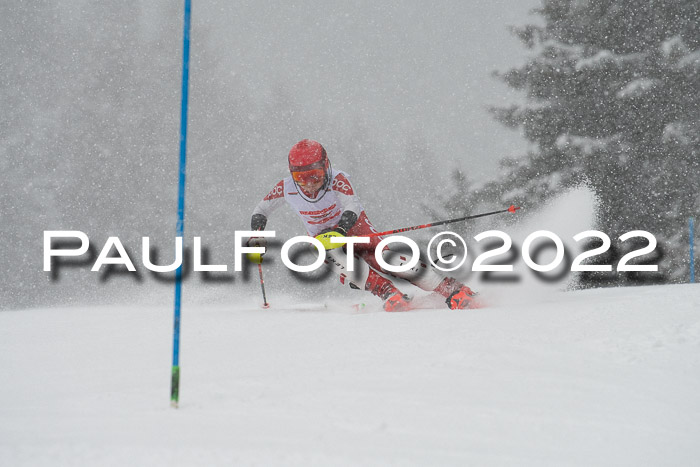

{"left": 329, "top": 172, "right": 363, "bottom": 235}
{"left": 248, "top": 180, "right": 285, "bottom": 248}
{"left": 251, "top": 180, "right": 285, "bottom": 228}
{"left": 248, "top": 213, "right": 268, "bottom": 249}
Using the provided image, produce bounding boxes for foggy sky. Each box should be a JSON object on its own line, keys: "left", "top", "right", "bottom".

{"left": 196, "top": 0, "right": 537, "bottom": 179}
{"left": 2, "top": 0, "right": 541, "bottom": 309}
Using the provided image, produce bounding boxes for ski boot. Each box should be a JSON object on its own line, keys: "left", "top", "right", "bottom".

{"left": 364, "top": 270, "right": 412, "bottom": 312}
{"left": 383, "top": 291, "right": 412, "bottom": 312}
{"left": 445, "top": 286, "right": 477, "bottom": 310}
{"left": 435, "top": 277, "right": 478, "bottom": 310}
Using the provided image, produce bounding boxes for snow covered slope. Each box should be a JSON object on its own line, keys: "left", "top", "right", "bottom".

{"left": 1, "top": 284, "right": 700, "bottom": 466}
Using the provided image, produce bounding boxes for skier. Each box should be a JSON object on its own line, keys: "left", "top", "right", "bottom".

{"left": 248, "top": 139, "right": 477, "bottom": 311}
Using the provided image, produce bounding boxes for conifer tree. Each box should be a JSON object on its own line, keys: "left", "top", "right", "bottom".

{"left": 478, "top": 0, "right": 699, "bottom": 282}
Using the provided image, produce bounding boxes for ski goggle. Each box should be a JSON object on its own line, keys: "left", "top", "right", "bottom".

{"left": 291, "top": 168, "right": 325, "bottom": 185}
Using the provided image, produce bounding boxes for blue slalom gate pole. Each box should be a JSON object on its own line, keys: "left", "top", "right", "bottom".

{"left": 691, "top": 218, "right": 695, "bottom": 284}
{"left": 171, "top": 0, "right": 191, "bottom": 409}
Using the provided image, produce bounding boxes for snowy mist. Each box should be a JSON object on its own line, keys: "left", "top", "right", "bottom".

{"left": 1, "top": 0, "right": 536, "bottom": 310}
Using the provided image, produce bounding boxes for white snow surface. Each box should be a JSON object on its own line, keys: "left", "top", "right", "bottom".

{"left": 2, "top": 284, "right": 700, "bottom": 466}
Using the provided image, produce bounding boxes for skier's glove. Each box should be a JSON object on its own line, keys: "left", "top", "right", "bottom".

{"left": 251, "top": 214, "right": 267, "bottom": 231}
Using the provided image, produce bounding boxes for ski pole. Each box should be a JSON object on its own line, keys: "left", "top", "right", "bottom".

{"left": 364, "top": 205, "right": 522, "bottom": 238}
{"left": 258, "top": 262, "right": 270, "bottom": 309}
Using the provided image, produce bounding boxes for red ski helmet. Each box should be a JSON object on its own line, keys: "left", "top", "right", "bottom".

{"left": 288, "top": 139, "right": 331, "bottom": 191}
{"left": 288, "top": 139, "right": 329, "bottom": 172}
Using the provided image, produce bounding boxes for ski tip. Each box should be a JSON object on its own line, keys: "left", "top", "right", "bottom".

{"left": 508, "top": 205, "right": 522, "bottom": 213}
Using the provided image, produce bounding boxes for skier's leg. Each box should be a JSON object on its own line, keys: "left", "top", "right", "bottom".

{"left": 374, "top": 247, "right": 478, "bottom": 310}
{"left": 325, "top": 247, "right": 411, "bottom": 311}
{"left": 344, "top": 213, "right": 476, "bottom": 310}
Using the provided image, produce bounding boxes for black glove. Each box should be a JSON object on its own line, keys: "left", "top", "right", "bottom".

{"left": 336, "top": 211, "right": 358, "bottom": 235}
{"left": 251, "top": 214, "right": 267, "bottom": 231}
